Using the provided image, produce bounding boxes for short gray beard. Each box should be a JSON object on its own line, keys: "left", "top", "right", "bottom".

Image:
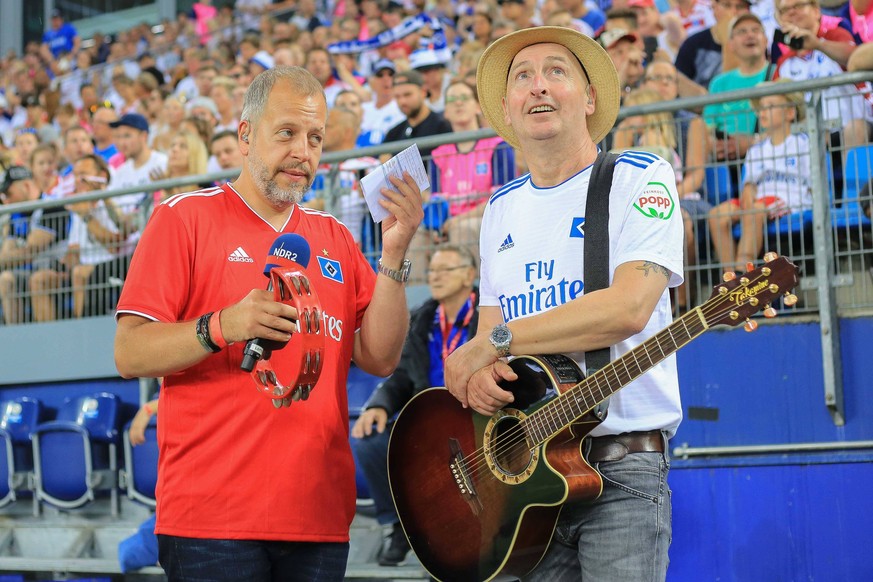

{"left": 247, "top": 143, "right": 312, "bottom": 207}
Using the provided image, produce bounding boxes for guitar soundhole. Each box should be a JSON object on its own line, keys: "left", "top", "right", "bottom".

{"left": 489, "top": 416, "right": 532, "bottom": 476}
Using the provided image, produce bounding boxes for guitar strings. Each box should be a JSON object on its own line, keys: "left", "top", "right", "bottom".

{"left": 452, "top": 272, "right": 778, "bottom": 485}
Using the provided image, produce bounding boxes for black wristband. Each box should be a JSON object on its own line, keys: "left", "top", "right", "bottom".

{"left": 196, "top": 312, "right": 221, "bottom": 353}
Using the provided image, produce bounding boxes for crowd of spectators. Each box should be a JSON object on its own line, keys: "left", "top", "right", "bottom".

{"left": 0, "top": 0, "right": 872, "bottom": 324}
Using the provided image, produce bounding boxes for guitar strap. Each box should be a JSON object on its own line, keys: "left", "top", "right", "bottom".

{"left": 584, "top": 150, "right": 619, "bottom": 420}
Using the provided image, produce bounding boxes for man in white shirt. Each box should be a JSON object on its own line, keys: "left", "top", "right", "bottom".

{"left": 107, "top": 113, "right": 168, "bottom": 250}
{"left": 360, "top": 59, "right": 406, "bottom": 147}
{"left": 445, "top": 26, "right": 683, "bottom": 581}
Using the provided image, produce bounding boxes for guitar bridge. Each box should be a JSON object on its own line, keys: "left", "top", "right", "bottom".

{"left": 449, "top": 438, "right": 483, "bottom": 516}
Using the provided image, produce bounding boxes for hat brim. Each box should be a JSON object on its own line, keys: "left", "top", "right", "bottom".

{"left": 477, "top": 26, "right": 620, "bottom": 148}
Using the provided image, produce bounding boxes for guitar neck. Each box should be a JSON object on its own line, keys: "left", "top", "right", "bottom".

{"left": 524, "top": 307, "right": 709, "bottom": 446}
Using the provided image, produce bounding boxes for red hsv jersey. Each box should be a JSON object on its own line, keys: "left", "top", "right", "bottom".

{"left": 116, "top": 184, "right": 376, "bottom": 541}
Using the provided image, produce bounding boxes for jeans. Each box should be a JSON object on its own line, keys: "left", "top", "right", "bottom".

{"left": 524, "top": 442, "right": 672, "bottom": 582}
{"left": 157, "top": 535, "right": 349, "bottom": 582}
{"left": 351, "top": 422, "right": 398, "bottom": 526}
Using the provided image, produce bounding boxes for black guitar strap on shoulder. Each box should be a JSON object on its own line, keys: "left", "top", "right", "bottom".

{"left": 584, "top": 150, "right": 619, "bottom": 420}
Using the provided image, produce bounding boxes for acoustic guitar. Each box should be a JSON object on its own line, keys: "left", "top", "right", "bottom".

{"left": 387, "top": 254, "right": 799, "bottom": 582}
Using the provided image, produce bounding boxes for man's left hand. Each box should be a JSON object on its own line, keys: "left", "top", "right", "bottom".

{"left": 379, "top": 171, "right": 424, "bottom": 258}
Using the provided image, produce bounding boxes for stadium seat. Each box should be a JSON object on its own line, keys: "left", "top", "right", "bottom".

{"left": 347, "top": 365, "right": 384, "bottom": 504}
{"left": 120, "top": 415, "right": 158, "bottom": 508}
{"left": 32, "top": 393, "right": 120, "bottom": 513}
{"left": 833, "top": 145, "right": 873, "bottom": 229}
{"left": 704, "top": 165, "right": 736, "bottom": 207}
{"left": 0, "top": 397, "right": 42, "bottom": 508}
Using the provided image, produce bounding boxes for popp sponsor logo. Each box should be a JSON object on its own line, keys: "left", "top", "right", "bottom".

{"left": 633, "top": 182, "right": 675, "bottom": 220}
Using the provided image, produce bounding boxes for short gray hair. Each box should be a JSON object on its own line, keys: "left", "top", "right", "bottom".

{"left": 433, "top": 243, "right": 478, "bottom": 270}
{"left": 240, "top": 66, "right": 326, "bottom": 126}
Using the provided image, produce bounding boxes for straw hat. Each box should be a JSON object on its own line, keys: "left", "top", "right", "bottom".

{"left": 476, "top": 26, "right": 620, "bottom": 148}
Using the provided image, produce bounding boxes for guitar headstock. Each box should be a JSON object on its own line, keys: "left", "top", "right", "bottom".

{"left": 703, "top": 253, "right": 799, "bottom": 331}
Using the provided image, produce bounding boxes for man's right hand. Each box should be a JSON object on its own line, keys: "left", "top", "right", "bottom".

{"left": 352, "top": 407, "right": 388, "bottom": 438}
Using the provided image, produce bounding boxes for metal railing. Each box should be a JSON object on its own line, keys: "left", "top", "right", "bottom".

{"left": 4, "top": 72, "right": 873, "bottom": 422}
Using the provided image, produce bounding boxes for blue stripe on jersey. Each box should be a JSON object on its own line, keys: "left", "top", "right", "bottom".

{"left": 617, "top": 157, "right": 650, "bottom": 170}
{"left": 489, "top": 174, "right": 530, "bottom": 205}
{"left": 617, "top": 150, "right": 659, "bottom": 165}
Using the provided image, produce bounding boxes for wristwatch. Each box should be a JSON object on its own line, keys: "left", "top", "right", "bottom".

{"left": 489, "top": 323, "right": 512, "bottom": 358}
{"left": 377, "top": 258, "right": 412, "bottom": 283}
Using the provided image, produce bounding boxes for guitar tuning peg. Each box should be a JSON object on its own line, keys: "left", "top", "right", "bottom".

{"left": 763, "top": 305, "right": 777, "bottom": 318}
{"left": 744, "top": 319, "right": 758, "bottom": 332}
{"left": 784, "top": 293, "right": 798, "bottom": 307}
{"left": 722, "top": 271, "right": 736, "bottom": 282}
{"left": 763, "top": 252, "right": 778, "bottom": 262}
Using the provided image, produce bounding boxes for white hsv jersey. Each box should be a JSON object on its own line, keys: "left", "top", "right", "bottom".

{"left": 743, "top": 133, "right": 813, "bottom": 210}
{"left": 480, "top": 151, "right": 685, "bottom": 437}
{"left": 776, "top": 51, "right": 873, "bottom": 124}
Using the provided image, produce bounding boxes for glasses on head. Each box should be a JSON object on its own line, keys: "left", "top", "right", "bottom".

{"left": 445, "top": 94, "right": 474, "bottom": 104}
{"left": 644, "top": 74, "right": 677, "bottom": 84}
{"left": 426, "top": 265, "right": 471, "bottom": 276}
{"left": 778, "top": 0, "right": 814, "bottom": 14}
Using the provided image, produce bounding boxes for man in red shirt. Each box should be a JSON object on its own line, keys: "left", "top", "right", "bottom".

{"left": 114, "top": 66, "right": 423, "bottom": 581}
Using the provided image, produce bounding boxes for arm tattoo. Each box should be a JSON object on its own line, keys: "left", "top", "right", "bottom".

{"left": 637, "top": 261, "right": 671, "bottom": 279}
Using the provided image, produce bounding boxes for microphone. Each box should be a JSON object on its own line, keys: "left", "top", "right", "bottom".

{"left": 240, "top": 234, "right": 311, "bottom": 372}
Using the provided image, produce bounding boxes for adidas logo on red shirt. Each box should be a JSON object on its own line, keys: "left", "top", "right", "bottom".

{"left": 228, "top": 247, "right": 254, "bottom": 263}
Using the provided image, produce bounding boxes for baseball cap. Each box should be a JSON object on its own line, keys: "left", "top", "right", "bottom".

{"left": 393, "top": 69, "right": 424, "bottom": 87}
{"left": 627, "top": 0, "right": 656, "bottom": 7}
{"left": 372, "top": 59, "right": 397, "bottom": 76}
{"left": 598, "top": 28, "right": 639, "bottom": 50}
{"left": 110, "top": 112, "right": 150, "bottom": 133}
{"left": 1, "top": 166, "right": 34, "bottom": 195}
{"left": 409, "top": 49, "right": 447, "bottom": 71}
{"left": 50, "top": 8, "right": 62, "bottom": 18}
{"left": 250, "top": 50, "right": 275, "bottom": 71}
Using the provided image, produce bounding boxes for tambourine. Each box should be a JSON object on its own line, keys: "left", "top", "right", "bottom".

{"left": 250, "top": 266, "right": 325, "bottom": 409}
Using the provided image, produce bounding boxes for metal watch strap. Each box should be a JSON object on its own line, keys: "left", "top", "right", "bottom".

{"left": 377, "top": 259, "right": 411, "bottom": 283}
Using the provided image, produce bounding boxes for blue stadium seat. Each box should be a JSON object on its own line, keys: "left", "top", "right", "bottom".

{"left": 833, "top": 145, "right": 873, "bottom": 229}
{"left": 0, "top": 397, "right": 42, "bottom": 508}
{"left": 32, "top": 393, "right": 120, "bottom": 512}
{"left": 347, "top": 365, "right": 383, "bottom": 504}
{"left": 121, "top": 415, "right": 158, "bottom": 508}
{"left": 704, "top": 165, "right": 736, "bottom": 206}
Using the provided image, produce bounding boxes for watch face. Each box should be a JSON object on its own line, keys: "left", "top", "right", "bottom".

{"left": 492, "top": 326, "right": 510, "bottom": 344}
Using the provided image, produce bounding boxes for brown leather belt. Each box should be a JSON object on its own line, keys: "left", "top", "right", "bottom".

{"left": 586, "top": 430, "right": 665, "bottom": 463}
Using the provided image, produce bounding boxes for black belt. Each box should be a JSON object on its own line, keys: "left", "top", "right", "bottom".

{"left": 587, "top": 430, "right": 665, "bottom": 463}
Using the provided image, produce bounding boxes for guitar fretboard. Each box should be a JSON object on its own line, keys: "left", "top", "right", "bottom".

{"left": 522, "top": 308, "right": 709, "bottom": 447}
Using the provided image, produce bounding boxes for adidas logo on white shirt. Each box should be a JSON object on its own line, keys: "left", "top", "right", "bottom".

{"left": 498, "top": 234, "right": 515, "bottom": 253}
{"left": 228, "top": 246, "right": 255, "bottom": 263}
